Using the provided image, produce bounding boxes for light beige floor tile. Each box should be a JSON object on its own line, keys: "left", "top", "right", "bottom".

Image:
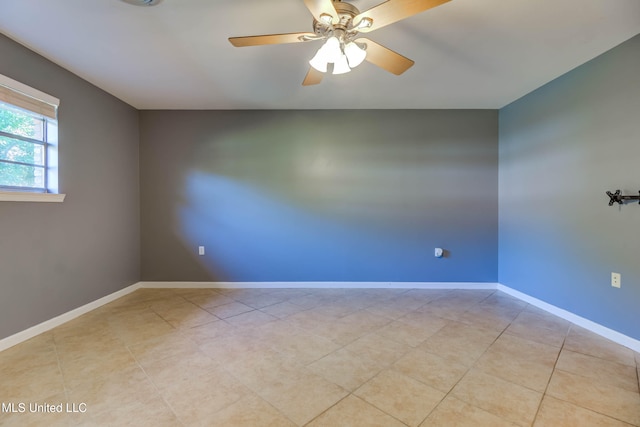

{"left": 274, "top": 331, "right": 341, "bottom": 364}
{"left": 257, "top": 371, "right": 348, "bottom": 425}
{"left": 150, "top": 300, "right": 219, "bottom": 329}
{"left": 402, "top": 289, "right": 452, "bottom": 302}
{"left": 398, "top": 311, "right": 449, "bottom": 331}
{"left": 504, "top": 321, "right": 567, "bottom": 348}
{"left": 260, "top": 301, "right": 307, "bottom": 318}
{"left": 377, "top": 319, "right": 442, "bottom": 347}
{"left": 304, "top": 301, "right": 359, "bottom": 319}
{"left": 204, "top": 393, "right": 296, "bottom": 427}
{"left": 0, "top": 336, "right": 65, "bottom": 401}
{"left": 546, "top": 369, "right": 640, "bottom": 426}
{"left": 287, "top": 294, "right": 333, "bottom": 310}
{"left": 87, "top": 395, "right": 180, "bottom": 427}
{"left": 419, "top": 321, "right": 501, "bottom": 367}
{"left": 451, "top": 369, "right": 542, "bottom": 426}
{"left": 161, "top": 366, "right": 250, "bottom": 425}
{"left": 564, "top": 326, "right": 636, "bottom": 367}
{"left": 392, "top": 348, "right": 468, "bottom": 393}
{"left": 141, "top": 350, "right": 219, "bottom": 388}
{"left": 107, "top": 310, "right": 175, "bottom": 346}
{"left": 59, "top": 346, "right": 139, "bottom": 391}
{"left": 147, "top": 294, "right": 192, "bottom": 312}
{"left": 365, "top": 300, "right": 418, "bottom": 319}
{"left": 308, "top": 348, "right": 383, "bottom": 391}
{"left": 127, "top": 331, "right": 200, "bottom": 366}
{"left": 355, "top": 370, "right": 445, "bottom": 426}
{"left": 456, "top": 305, "right": 520, "bottom": 332}
{"left": 338, "top": 310, "right": 392, "bottom": 333}
{"left": 0, "top": 333, "right": 55, "bottom": 361}
{"left": 233, "top": 292, "right": 286, "bottom": 309}
{"left": 205, "top": 301, "right": 254, "bottom": 318}
{"left": 344, "top": 332, "right": 412, "bottom": 367}
{"left": 421, "top": 396, "right": 520, "bottom": 427}
{"left": 310, "top": 319, "right": 371, "bottom": 346}
{"left": 556, "top": 349, "right": 638, "bottom": 392}
{"left": 264, "top": 288, "right": 313, "bottom": 300}
{"left": 3, "top": 288, "right": 639, "bottom": 427}
{"left": 504, "top": 305, "right": 569, "bottom": 348}
{"left": 67, "top": 365, "right": 160, "bottom": 416}
{"left": 198, "top": 330, "right": 273, "bottom": 365}
{"left": 182, "top": 290, "right": 236, "bottom": 308}
{"left": 391, "top": 293, "right": 437, "bottom": 310}
{"left": 534, "top": 395, "right": 635, "bottom": 427}
{"left": 308, "top": 394, "right": 406, "bottom": 427}
{"left": 224, "top": 309, "right": 278, "bottom": 328}
{"left": 511, "top": 308, "right": 570, "bottom": 334}
{"left": 284, "top": 310, "right": 336, "bottom": 330}
{"left": 474, "top": 334, "right": 559, "bottom": 392}
{"left": 181, "top": 317, "right": 236, "bottom": 345}
{"left": 247, "top": 319, "right": 306, "bottom": 343}
{"left": 225, "top": 348, "right": 303, "bottom": 391}
{"left": 55, "top": 333, "right": 123, "bottom": 364}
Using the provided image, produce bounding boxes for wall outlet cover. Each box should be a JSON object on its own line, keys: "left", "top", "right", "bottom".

{"left": 611, "top": 272, "right": 621, "bottom": 288}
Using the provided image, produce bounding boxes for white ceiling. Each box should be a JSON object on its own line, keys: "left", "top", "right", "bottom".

{"left": 1, "top": 0, "right": 639, "bottom": 110}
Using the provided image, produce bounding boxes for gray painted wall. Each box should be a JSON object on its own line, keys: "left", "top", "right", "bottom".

{"left": 140, "top": 110, "right": 498, "bottom": 282}
{"left": 0, "top": 34, "right": 140, "bottom": 340}
{"left": 499, "top": 35, "right": 640, "bottom": 340}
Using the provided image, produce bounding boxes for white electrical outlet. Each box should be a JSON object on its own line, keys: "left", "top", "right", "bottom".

{"left": 434, "top": 248, "right": 444, "bottom": 258}
{"left": 198, "top": 246, "right": 205, "bottom": 256}
{"left": 611, "top": 272, "right": 621, "bottom": 288}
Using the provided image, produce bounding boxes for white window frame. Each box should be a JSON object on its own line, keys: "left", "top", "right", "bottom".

{"left": 0, "top": 74, "right": 65, "bottom": 202}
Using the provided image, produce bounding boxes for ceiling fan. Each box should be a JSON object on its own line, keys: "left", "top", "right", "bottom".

{"left": 229, "top": 0, "right": 451, "bottom": 86}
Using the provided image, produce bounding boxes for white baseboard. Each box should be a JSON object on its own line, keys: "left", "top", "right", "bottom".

{"left": 138, "top": 281, "right": 500, "bottom": 290}
{"left": 497, "top": 284, "right": 640, "bottom": 353}
{"left": 0, "top": 282, "right": 141, "bottom": 352}
{"left": 2, "top": 281, "right": 638, "bottom": 354}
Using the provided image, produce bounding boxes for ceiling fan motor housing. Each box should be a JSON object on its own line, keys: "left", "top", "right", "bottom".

{"left": 313, "top": 1, "right": 362, "bottom": 41}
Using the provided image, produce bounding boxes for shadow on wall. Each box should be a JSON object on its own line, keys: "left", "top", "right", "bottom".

{"left": 171, "top": 111, "right": 496, "bottom": 282}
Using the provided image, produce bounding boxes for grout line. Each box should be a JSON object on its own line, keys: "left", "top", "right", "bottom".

{"left": 530, "top": 324, "right": 568, "bottom": 425}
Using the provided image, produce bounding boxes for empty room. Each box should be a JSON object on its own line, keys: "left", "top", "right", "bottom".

{"left": 1, "top": 0, "right": 639, "bottom": 425}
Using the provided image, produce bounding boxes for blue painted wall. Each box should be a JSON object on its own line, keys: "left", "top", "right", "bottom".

{"left": 499, "top": 35, "right": 640, "bottom": 340}
{"left": 140, "top": 110, "right": 498, "bottom": 282}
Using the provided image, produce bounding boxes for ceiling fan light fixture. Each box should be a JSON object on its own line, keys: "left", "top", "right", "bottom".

{"left": 309, "top": 52, "right": 329, "bottom": 73}
{"left": 332, "top": 54, "right": 351, "bottom": 75}
{"left": 319, "top": 13, "right": 333, "bottom": 24}
{"left": 323, "top": 37, "right": 342, "bottom": 63}
{"left": 355, "top": 17, "right": 373, "bottom": 30}
{"left": 309, "top": 36, "right": 343, "bottom": 73}
{"left": 344, "top": 42, "right": 367, "bottom": 68}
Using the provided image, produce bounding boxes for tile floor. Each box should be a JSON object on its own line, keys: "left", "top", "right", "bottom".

{"left": 0, "top": 288, "right": 639, "bottom": 426}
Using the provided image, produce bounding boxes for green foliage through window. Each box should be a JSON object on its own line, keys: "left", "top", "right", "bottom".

{"left": 0, "top": 105, "right": 47, "bottom": 189}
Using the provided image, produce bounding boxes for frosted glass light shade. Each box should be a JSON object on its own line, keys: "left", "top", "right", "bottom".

{"left": 344, "top": 42, "right": 366, "bottom": 68}
{"left": 323, "top": 37, "right": 342, "bottom": 63}
{"left": 309, "top": 50, "right": 328, "bottom": 72}
{"left": 309, "top": 37, "right": 342, "bottom": 73}
{"left": 332, "top": 54, "right": 351, "bottom": 74}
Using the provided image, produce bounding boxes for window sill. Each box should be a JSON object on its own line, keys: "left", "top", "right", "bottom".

{"left": 0, "top": 191, "right": 66, "bottom": 203}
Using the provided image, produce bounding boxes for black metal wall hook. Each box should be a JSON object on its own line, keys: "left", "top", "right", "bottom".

{"left": 606, "top": 190, "right": 640, "bottom": 206}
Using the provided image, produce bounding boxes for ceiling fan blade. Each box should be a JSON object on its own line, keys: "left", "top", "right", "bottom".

{"left": 229, "top": 32, "right": 318, "bottom": 47}
{"left": 302, "top": 67, "right": 324, "bottom": 86}
{"left": 354, "top": 0, "right": 451, "bottom": 33}
{"left": 357, "top": 38, "right": 414, "bottom": 75}
{"left": 303, "top": 0, "right": 339, "bottom": 24}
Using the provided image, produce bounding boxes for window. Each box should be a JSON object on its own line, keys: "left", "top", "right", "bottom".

{"left": 0, "top": 74, "right": 64, "bottom": 202}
